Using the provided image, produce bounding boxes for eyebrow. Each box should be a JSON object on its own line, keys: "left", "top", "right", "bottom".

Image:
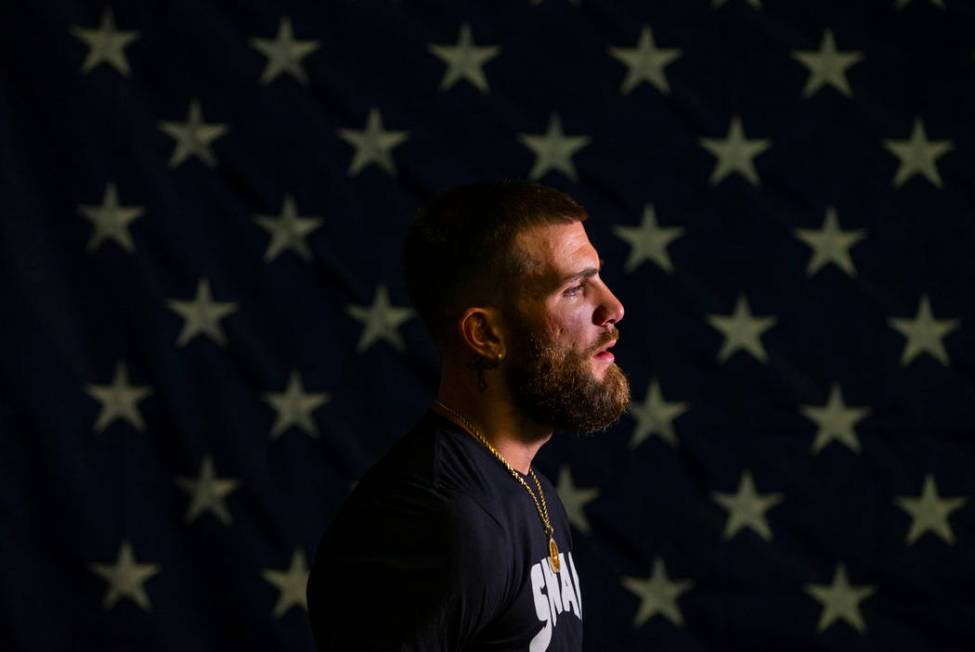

{"left": 558, "top": 258, "right": 604, "bottom": 286}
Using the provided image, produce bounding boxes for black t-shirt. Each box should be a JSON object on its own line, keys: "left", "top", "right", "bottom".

{"left": 307, "top": 409, "right": 584, "bottom": 651}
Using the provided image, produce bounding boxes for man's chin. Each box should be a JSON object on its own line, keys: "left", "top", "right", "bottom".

{"left": 569, "top": 368, "right": 631, "bottom": 436}
{"left": 591, "top": 357, "right": 625, "bottom": 385}
{"left": 506, "top": 334, "right": 630, "bottom": 435}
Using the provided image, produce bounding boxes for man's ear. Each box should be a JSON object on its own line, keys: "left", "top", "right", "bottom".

{"left": 457, "top": 307, "right": 506, "bottom": 361}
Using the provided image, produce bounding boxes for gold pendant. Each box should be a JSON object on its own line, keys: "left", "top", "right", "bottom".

{"left": 548, "top": 534, "right": 561, "bottom": 573}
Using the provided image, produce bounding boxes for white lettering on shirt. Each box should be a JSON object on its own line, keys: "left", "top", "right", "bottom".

{"left": 529, "top": 551, "right": 583, "bottom": 652}
{"left": 557, "top": 553, "right": 579, "bottom": 617}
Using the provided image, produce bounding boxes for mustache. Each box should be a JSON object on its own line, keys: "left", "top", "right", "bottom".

{"left": 588, "top": 328, "right": 620, "bottom": 355}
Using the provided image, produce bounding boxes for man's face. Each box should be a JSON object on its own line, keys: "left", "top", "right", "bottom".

{"left": 503, "top": 220, "right": 630, "bottom": 435}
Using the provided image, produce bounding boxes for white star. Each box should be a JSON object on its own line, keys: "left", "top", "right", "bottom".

{"left": 518, "top": 113, "right": 591, "bottom": 181}
{"left": 158, "top": 100, "right": 228, "bottom": 168}
{"left": 175, "top": 456, "right": 240, "bottom": 526}
{"left": 428, "top": 23, "right": 500, "bottom": 94}
{"left": 895, "top": 0, "right": 944, "bottom": 8}
{"left": 895, "top": 474, "right": 966, "bottom": 545}
{"left": 800, "top": 383, "right": 871, "bottom": 454}
{"left": 262, "top": 370, "right": 330, "bottom": 439}
{"left": 89, "top": 540, "right": 160, "bottom": 611}
{"left": 707, "top": 294, "right": 777, "bottom": 363}
{"left": 254, "top": 194, "right": 324, "bottom": 262}
{"left": 621, "top": 557, "right": 693, "bottom": 627}
{"left": 794, "top": 206, "right": 867, "bottom": 277}
{"left": 608, "top": 25, "right": 682, "bottom": 95}
{"left": 250, "top": 17, "right": 320, "bottom": 85}
{"left": 804, "top": 564, "right": 876, "bottom": 634}
{"left": 699, "top": 116, "right": 770, "bottom": 186}
{"left": 338, "top": 108, "right": 409, "bottom": 176}
{"left": 85, "top": 361, "right": 153, "bottom": 433}
{"left": 166, "top": 278, "right": 239, "bottom": 347}
{"left": 626, "top": 378, "right": 689, "bottom": 448}
{"left": 262, "top": 548, "right": 310, "bottom": 618}
{"left": 77, "top": 183, "right": 145, "bottom": 253}
{"left": 346, "top": 284, "right": 414, "bottom": 353}
{"left": 70, "top": 8, "right": 139, "bottom": 76}
{"left": 883, "top": 118, "right": 953, "bottom": 188}
{"left": 711, "top": 471, "right": 783, "bottom": 541}
{"left": 887, "top": 295, "right": 960, "bottom": 366}
{"left": 791, "top": 29, "right": 863, "bottom": 98}
{"left": 612, "top": 204, "right": 685, "bottom": 274}
{"left": 556, "top": 466, "right": 599, "bottom": 534}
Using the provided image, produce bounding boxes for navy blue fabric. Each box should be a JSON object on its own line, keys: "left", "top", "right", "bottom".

{"left": 1, "top": 1, "right": 973, "bottom": 651}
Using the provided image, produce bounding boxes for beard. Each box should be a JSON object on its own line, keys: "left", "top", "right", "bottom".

{"left": 504, "top": 317, "right": 630, "bottom": 436}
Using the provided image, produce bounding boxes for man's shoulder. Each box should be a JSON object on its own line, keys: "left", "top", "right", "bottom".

{"left": 346, "top": 409, "right": 509, "bottom": 529}
{"left": 313, "top": 410, "right": 514, "bottom": 586}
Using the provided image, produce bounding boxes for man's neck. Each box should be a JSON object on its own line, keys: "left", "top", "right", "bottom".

{"left": 435, "top": 383, "right": 552, "bottom": 476}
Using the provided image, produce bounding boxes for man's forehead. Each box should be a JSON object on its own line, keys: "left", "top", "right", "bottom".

{"left": 514, "top": 221, "right": 598, "bottom": 283}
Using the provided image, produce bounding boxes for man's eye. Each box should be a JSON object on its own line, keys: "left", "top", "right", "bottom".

{"left": 564, "top": 284, "right": 584, "bottom": 297}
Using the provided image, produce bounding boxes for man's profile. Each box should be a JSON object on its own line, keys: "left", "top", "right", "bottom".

{"left": 307, "top": 180, "right": 630, "bottom": 651}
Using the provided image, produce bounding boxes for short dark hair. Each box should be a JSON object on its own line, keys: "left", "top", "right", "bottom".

{"left": 402, "top": 180, "right": 588, "bottom": 346}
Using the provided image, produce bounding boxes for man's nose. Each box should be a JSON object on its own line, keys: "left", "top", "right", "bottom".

{"left": 594, "top": 283, "right": 624, "bottom": 328}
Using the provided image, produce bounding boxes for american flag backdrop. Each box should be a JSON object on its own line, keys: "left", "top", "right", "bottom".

{"left": 2, "top": 0, "right": 974, "bottom": 650}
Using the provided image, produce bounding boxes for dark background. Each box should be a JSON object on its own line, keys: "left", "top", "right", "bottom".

{"left": 1, "top": 1, "right": 973, "bottom": 650}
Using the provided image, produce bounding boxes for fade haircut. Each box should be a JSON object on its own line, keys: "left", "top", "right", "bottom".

{"left": 403, "top": 180, "right": 588, "bottom": 346}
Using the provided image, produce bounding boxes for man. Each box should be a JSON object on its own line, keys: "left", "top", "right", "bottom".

{"left": 307, "top": 180, "right": 630, "bottom": 651}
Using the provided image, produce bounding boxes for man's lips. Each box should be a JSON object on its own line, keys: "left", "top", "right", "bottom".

{"left": 593, "top": 340, "right": 617, "bottom": 362}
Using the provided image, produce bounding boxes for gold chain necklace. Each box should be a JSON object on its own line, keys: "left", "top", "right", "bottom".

{"left": 433, "top": 400, "right": 561, "bottom": 574}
